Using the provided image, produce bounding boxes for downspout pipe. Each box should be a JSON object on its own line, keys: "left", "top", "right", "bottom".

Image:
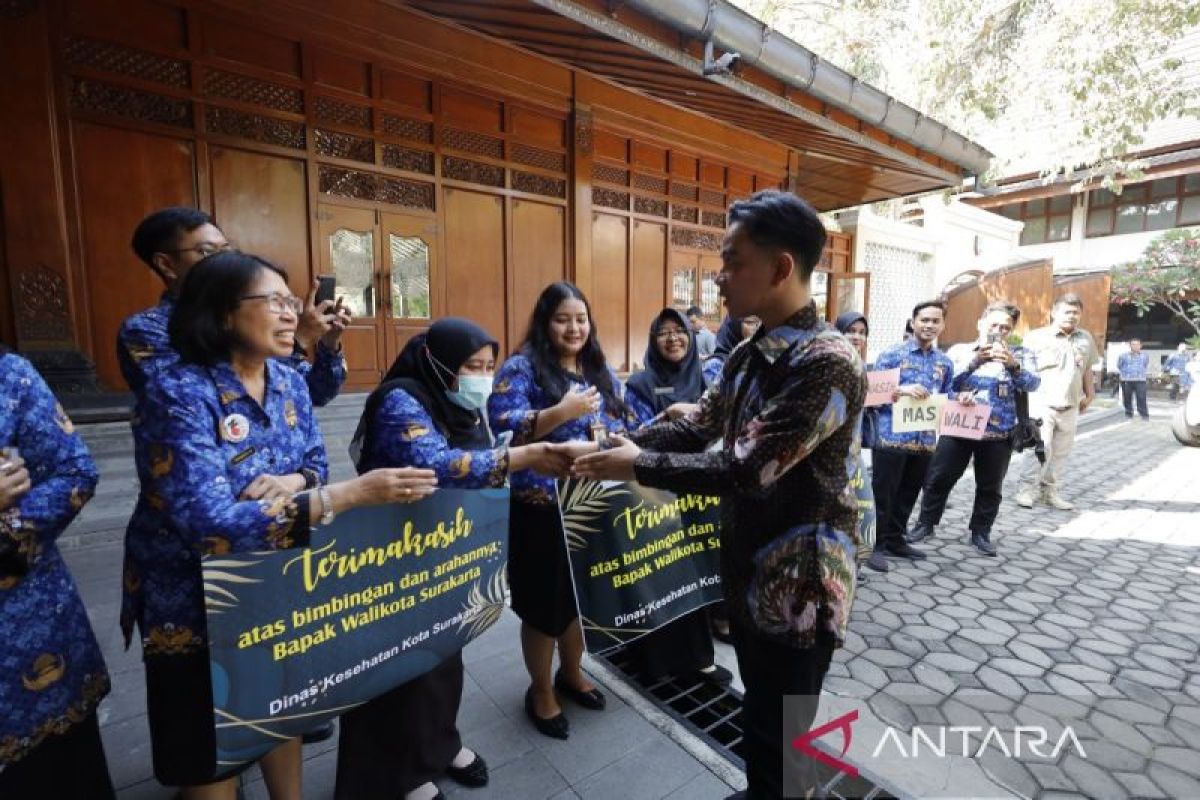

{"left": 619, "top": 0, "right": 993, "bottom": 176}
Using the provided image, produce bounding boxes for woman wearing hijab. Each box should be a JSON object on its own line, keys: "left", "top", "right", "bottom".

{"left": 622, "top": 309, "right": 732, "bottom": 684}
{"left": 488, "top": 282, "right": 629, "bottom": 740}
{"left": 340, "top": 317, "right": 572, "bottom": 800}
{"left": 834, "top": 311, "right": 885, "bottom": 574}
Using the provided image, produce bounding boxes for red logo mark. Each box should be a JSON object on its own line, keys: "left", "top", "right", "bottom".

{"left": 791, "top": 709, "right": 859, "bottom": 778}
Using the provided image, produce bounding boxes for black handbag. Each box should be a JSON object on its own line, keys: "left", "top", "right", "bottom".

{"left": 1012, "top": 390, "right": 1046, "bottom": 464}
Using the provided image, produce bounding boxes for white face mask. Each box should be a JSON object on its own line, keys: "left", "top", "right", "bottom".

{"left": 446, "top": 374, "right": 493, "bottom": 412}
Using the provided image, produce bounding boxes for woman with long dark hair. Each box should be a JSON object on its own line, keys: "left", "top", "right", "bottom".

{"left": 622, "top": 308, "right": 732, "bottom": 685}
{"left": 487, "top": 281, "right": 629, "bottom": 739}
{"left": 124, "top": 252, "right": 436, "bottom": 799}
{"left": 337, "top": 318, "right": 572, "bottom": 800}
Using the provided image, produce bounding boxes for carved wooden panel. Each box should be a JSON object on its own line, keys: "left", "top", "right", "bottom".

{"left": 65, "top": 36, "right": 189, "bottom": 87}
{"left": 442, "top": 156, "right": 503, "bottom": 187}
{"left": 671, "top": 228, "right": 721, "bottom": 251}
{"left": 512, "top": 171, "right": 565, "bottom": 198}
{"left": 670, "top": 204, "right": 699, "bottom": 224}
{"left": 701, "top": 210, "right": 726, "bottom": 228}
{"left": 203, "top": 69, "right": 303, "bottom": 113}
{"left": 71, "top": 78, "right": 193, "bottom": 128}
{"left": 205, "top": 105, "right": 305, "bottom": 149}
{"left": 381, "top": 114, "right": 433, "bottom": 143}
{"left": 634, "top": 196, "right": 667, "bottom": 218}
{"left": 441, "top": 127, "right": 503, "bottom": 159}
{"left": 671, "top": 182, "right": 699, "bottom": 201}
{"left": 313, "top": 95, "right": 372, "bottom": 130}
{"left": 318, "top": 165, "right": 434, "bottom": 210}
{"left": 15, "top": 268, "right": 71, "bottom": 341}
{"left": 381, "top": 144, "right": 434, "bottom": 174}
{"left": 632, "top": 173, "right": 667, "bottom": 195}
{"left": 511, "top": 143, "right": 565, "bottom": 173}
{"left": 593, "top": 187, "right": 629, "bottom": 211}
{"left": 700, "top": 188, "right": 725, "bottom": 207}
{"left": 593, "top": 164, "right": 628, "bottom": 186}
{"left": 314, "top": 128, "right": 375, "bottom": 163}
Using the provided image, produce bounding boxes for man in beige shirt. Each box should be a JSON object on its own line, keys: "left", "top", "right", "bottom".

{"left": 1016, "top": 293, "right": 1097, "bottom": 510}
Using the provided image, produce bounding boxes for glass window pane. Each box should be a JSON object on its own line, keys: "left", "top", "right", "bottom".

{"left": 1086, "top": 207, "right": 1113, "bottom": 236}
{"left": 672, "top": 267, "right": 695, "bottom": 309}
{"left": 1047, "top": 214, "right": 1071, "bottom": 241}
{"left": 1115, "top": 204, "right": 1145, "bottom": 234}
{"left": 389, "top": 234, "right": 430, "bottom": 319}
{"left": 1049, "top": 195, "right": 1072, "bottom": 213}
{"left": 997, "top": 204, "right": 1021, "bottom": 220}
{"left": 1145, "top": 199, "right": 1177, "bottom": 231}
{"left": 811, "top": 271, "right": 828, "bottom": 318}
{"left": 329, "top": 228, "right": 375, "bottom": 317}
{"left": 1150, "top": 177, "right": 1177, "bottom": 198}
{"left": 1026, "top": 198, "right": 1046, "bottom": 216}
{"left": 700, "top": 271, "right": 721, "bottom": 316}
{"left": 1120, "top": 185, "right": 1148, "bottom": 202}
{"left": 1185, "top": 174, "right": 1200, "bottom": 193}
{"left": 834, "top": 275, "right": 867, "bottom": 317}
{"left": 1090, "top": 188, "right": 1116, "bottom": 207}
{"left": 1021, "top": 217, "right": 1047, "bottom": 245}
{"left": 1181, "top": 195, "right": 1200, "bottom": 224}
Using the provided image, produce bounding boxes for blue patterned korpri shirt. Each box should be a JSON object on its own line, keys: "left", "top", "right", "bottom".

{"left": 702, "top": 356, "right": 724, "bottom": 387}
{"left": 361, "top": 388, "right": 508, "bottom": 487}
{"left": 0, "top": 353, "right": 107, "bottom": 766}
{"left": 117, "top": 292, "right": 346, "bottom": 405}
{"left": 487, "top": 354, "right": 628, "bottom": 505}
{"left": 624, "top": 386, "right": 660, "bottom": 429}
{"left": 120, "top": 360, "right": 327, "bottom": 655}
{"left": 947, "top": 343, "right": 1041, "bottom": 439}
{"left": 1116, "top": 351, "right": 1150, "bottom": 382}
{"left": 873, "top": 341, "right": 955, "bottom": 452}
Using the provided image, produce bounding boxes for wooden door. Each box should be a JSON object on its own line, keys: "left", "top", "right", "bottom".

{"left": 443, "top": 188, "right": 507, "bottom": 354}
{"left": 316, "top": 204, "right": 384, "bottom": 388}
{"left": 380, "top": 210, "right": 439, "bottom": 370}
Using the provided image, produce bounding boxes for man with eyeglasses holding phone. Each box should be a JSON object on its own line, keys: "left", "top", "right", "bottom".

{"left": 117, "top": 207, "right": 350, "bottom": 405}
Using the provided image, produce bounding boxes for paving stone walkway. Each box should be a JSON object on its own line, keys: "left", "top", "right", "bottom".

{"left": 821, "top": 404, "right": 1200, "bottom": 799}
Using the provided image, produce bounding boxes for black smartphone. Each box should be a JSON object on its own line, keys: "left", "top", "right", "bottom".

{"left": 315, "top": 274, "right": 337, "bottom": 306}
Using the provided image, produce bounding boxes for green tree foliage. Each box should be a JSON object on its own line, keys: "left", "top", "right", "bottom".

{"left": 733, "top": 0, "right": 1200, "bottom": 185}
{"left": 1110, "top": 228, "right": 1200, "bottom": 337}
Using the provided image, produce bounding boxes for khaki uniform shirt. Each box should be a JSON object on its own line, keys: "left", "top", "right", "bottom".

{"left": 1024, "top": 325, "right": 1097, "bottom": 409}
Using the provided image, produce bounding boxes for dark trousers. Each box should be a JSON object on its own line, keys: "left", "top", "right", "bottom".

{"left": 0, "top": 712, "right": 115, "bottom": 799}
{"left": 870, "top": 448, "right": 933, "bottom": 546}
{"left": 731, "top": 623, "right": 835, "bottom": 799}
{"left": 1122, "top": 381, "right": 1149, "bottom": 418}
{"left": 918, "top": 436, "right": 1013, "bottom": 535}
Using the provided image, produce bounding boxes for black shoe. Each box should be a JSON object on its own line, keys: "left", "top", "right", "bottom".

{"left": 882, "top": 540, "right": 927, "bottom": 560}
{"left": 906, "top": 522, "right": 934, "bottom": 543}
{"left": 865, "top": 550, "right": 889, "bottom": 572}
{"left": 524, "top": 688, "right": 569, "bottom": 739}
{"left": 970, "top": 530, "right": 997, "bottom": 557}
{"left": 692, "top": 664, "right": 734, "bottom": 686}
{"left": 445, "top": 752, "right": 489, "bottom": 787}
{"left": 554, "top": 670, "right": 606, "bottom": 710}
{"left": 301, "top": 720, "right": 336, "bottom": 744}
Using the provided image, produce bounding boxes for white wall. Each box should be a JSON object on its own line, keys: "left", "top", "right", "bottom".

{"left": 919, "top": 197, "right": 1023, "bottom": 289}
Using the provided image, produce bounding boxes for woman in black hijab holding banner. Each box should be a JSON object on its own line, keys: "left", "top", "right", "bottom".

{"left": 338, "top": 318, "right": 571, "bottom": 800}
{"left": 623, "top": 309, "right": 732, "bottom": 685}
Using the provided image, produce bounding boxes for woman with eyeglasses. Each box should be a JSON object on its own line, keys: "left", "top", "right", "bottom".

{"left": 621, "top": 308, "right": 733, "bottom": 685}
{"left": 487, "top": 281, "right": 629, "bottom": 740}
{"left": 336, "top": 317, "right": 573, "bottom": 800}
{"left": 123, "top": 252, "right": 436, "bottom": 799}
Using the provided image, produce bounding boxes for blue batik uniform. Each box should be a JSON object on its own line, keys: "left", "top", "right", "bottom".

{"left": 361, "top": 389, "right": 508, "bottom": 487}
{"left": 117, "top": 292, "right": 347, "bottom": 405}
{"left": 702, "top": 356, "right": 724, "bottom": 387}
{"left": 947, "top": 343, "right": 1041, "bottom": 438}
{"left": 1116, "top": 351, "right": 1150, "bottom": 382}
{"left": 624, "top": 385, "right": 660, "bottom": 428}
{"left": 487, "top": 354, "right": 628, "bottom": 505}
{"left": 0, "top": 353, "right": 107, "bottom": 766}
{"left": 873, "top": 341, "right": 955, "bottom": 452}
{"left": 120, "top": 360, "right": 326, "bottom": 654}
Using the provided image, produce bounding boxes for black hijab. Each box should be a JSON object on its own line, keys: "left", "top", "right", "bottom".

{"left": 712, "top": 315, "right": 745, "bottom": 360}
{"left": 834, "top": 311, "right": 868, "bottom": 337}
{"left": 625, "top": 308, "right": 706, "bottom": 415}
{"left": 354, "top": 318, "right": 498, "bottom": 469}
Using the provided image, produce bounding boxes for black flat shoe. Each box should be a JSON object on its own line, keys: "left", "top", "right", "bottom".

{"left": 692, "top": 664, "right": 733, "bottom": 686}
{"left": 445, "top": 752, "right": 488, "bottom": 787}
{"left": 525, "top": 688, "right": 569, "bottom": 739}
{"left": 554, "top": 670, "right": 606, "bottom": 710}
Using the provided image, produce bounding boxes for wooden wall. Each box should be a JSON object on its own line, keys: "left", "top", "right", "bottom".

{"left": 941, "top": 260, "right": 1054, "bottom": 346}
{"left": 0, "top": 0, "right": 848, "bottom": 389}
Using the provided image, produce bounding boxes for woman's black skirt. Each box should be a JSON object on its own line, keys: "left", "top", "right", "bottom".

{"left": 507, "top": 498, "right": 580, "bottom": 638}
{"left": 623, "top": 607, "right": 714, "bottom": 680}
{"left": 0, "top": 711, "right": 115, "bottom": 799}
{"left": 334, "top": 651, "right": 465, "bottom": 799}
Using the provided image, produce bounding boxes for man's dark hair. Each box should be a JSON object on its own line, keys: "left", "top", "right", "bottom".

{"left": 1053, "top": 293, "right": 1083, "bottom": 311}
{"left": 1130, "top": 338, "right": 1142, "bottom": 344}
{"left": 983, "top": 300, "right": 1020, "bottom": 324}
{"left": 685, "top": 305, "right": 703, "bottom": 318}
{"left": 169, "top": 252, "right": 288, "bottom": 367}
{"left": 912, "top": 300, "right": 947, "bottom": 319}
{"left": 131, "top": 207, "right": 214, "bottom": 267}
{"left": 726, "top": 190, "right": 826, "bottom": 281}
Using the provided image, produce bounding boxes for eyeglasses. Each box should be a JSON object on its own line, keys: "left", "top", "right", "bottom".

{"left": 655, "top": 328, "right": 688, "bottom": 341}
{"left": 161, "top": 242, "right": 236, "bottom": 258}
{"left": 240, "top": 293, "right": 303, "bottom": 315}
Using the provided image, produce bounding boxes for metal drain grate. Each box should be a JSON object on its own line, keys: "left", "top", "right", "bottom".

{"left": 600, "top": 648, "right": 893, "bottom": 800}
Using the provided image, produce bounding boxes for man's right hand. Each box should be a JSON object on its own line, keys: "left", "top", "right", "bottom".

{"left": 895, "top": 384, "right": 931, "bottom": 401}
